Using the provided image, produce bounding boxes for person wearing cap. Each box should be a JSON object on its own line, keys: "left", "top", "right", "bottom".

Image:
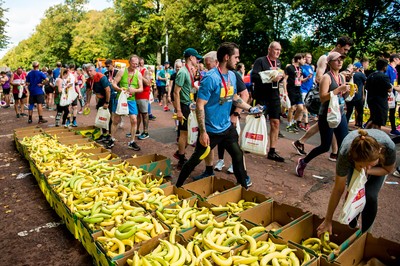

{"left": 296, "top": 52, "right": 350, "bottom": 177}
{"left": 174, "top": 47, "right": 203, "bottom": 170}
{"left": 176, "top": 42, "right": 259, "bottom": 189}
{"left": 25, "top": 61, "right": 48, "bottom": 124}
{"left": 345, "top": 59, "right": 368, "bottom": 128}
{"left": 53, "top": 62, "right": 62, "bottom": 79}
{"left": 10, "top": 67, "right": 28, "bottom": 118}
{"left": 157, "top": 61, "right": 173, "bottom": 111}
{"left": 292, "top": 36, "right": 354, "bottom": 159}
{"left": 364, "top": 59, "right": 392, "bottom": 130}
{"left": 385, "top": 54, "right": 400, "bottom": 135}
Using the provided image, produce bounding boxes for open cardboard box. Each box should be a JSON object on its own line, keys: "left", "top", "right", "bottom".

{"left": 205, "top": 186, "right": 270, "bottom": 215}
{"left": 335, "top": 232, "right": 400, "bottom": 266}
{"left": 87, "top": 152, "right": 119, "bottom": 161}
{"left": 279, "top": 214, "right": 362, "bottom": 260}
{"left": 125, "top": 154, "right": 171, "bottom": 177}
{"left": 233, "top": 232, "right": 318, "bottom": 266}
{"left": 182, "top": 175, "right": 238, "bottom": 200}
{"left": 237, "top": 200, "right": 311, "bottom": 234}
{"left": 43, "top": 127, "right": 71, "bottom": 134}
{"left": 60, "top": 138, "right": 95, "bottom": 146}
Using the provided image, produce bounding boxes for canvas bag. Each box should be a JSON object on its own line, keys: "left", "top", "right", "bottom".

{"left": 149, "top": 91, "right": 154, "bottom": 104}
{"left": 187, "top": 110, "right": 198, "bottom": 145}
{"left": 388, "top": 91, "right": 396, "bottom": 109}
{"left": 280, "top": 93, "right": 291, "bottom": 109}
{"left": 95, "top": 108, "right": 111, "bottom": 131}
{"left": 67, "top": 86, "right": 79, "bottom": 104}
{"left": 241, "top": 114, "right": 268, "bottom": 155}
{"left": 339, "top": 168, "right": 367, "bottom": 225}
{"left": 327, "top": 91, "right": 341, "bottom": 128}
{"left": 115, "top": 92, "right": 129, "bottom": 115}
{"left": 59, "top": 87, "right": 70, "bottom": 107}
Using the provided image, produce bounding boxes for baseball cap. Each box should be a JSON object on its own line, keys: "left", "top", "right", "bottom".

{"left": 164, "top": 61, "right": 170, "bottom": 65}
{"left": 183, "top": 48, "right": 202, "bottom": 59}
{"left": 327, "top": 52, "right": 346, "bottom": 62}
{"left": 354, "top": 62, "right": 362, "bottom": 69}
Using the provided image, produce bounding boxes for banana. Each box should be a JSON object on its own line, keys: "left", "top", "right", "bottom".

{"left": 170, "top": 243, "right": 187, "bottom": 266}
{"left": 246, "top": 226, "right": 266, "bottom": 237}
{"left": 196, "top": 250, "right": 216, "bottom": 264}
{"left": 199, "top": 146, "right": 211, "bottom": 160}
{"left": 203, "top": 238, "right": 232, "bottom": 253}
{"left": 211, "top": 252, "right": 233, "bottom": 266}
{"left": 289, "top": 251, "right": 300, "bottom": 266}
{"left": 301, "top": 249, "right": 311, "bottom": 266}
{"left": 260, "top": 252, "right": 287, "bottom": 266}
{"left": 232, "top": 255, "right": 259, "bottom": 265}
{"left": 115, "top": 226, "right": 137, "bottom": 240}
{"left": 242, "top": 235, "right": 257, "bottom": 254}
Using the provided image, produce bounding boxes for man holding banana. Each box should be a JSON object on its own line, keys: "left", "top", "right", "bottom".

{"left": 175, "top": 42, "right": 261, "bottom": 189}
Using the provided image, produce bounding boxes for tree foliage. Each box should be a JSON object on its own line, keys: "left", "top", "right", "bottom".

{"left": 0, "top": 0, "right": 8, "bottom": 50}
{"left": 0, "top": 0, "right": 399, "bottom": 70}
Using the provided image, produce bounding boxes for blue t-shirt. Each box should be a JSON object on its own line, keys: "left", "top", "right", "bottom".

{"left": 300, "top": 64, "right": 314, "bottom": 93}
{"left": 53, "top": 67, "right": 61, "bottom": 79}
{"left": 385, "top": 64, "right": 397, "bottom": 85}
{"left": 197, "top": 67, "right": 237, "bottom": 134}
{"left": 26, "top": 70, "right": 47, "bottom": 96}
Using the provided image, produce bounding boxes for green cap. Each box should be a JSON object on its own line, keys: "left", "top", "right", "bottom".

{"left": 183, "top": 48, "right": 202, "bottom": 59}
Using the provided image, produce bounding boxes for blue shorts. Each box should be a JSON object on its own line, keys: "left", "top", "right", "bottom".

{"left": 128, "top": 100, "right": 138, "bottom": 115}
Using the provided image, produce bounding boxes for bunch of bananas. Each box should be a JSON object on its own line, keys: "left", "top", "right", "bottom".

{"left": 96, "top": 216, "right": 167, "bottom": 258}
{"left": 156, "top": 199, "right": 216, "bottom": 231}
{"left": 302, "top": 231, "right": 339, "bottom": 255}
{"left": 211, "top": 199, "right": 259, "bottom": 214}
{"left": 136, "top": 188, "right": 180, "bottom": 212}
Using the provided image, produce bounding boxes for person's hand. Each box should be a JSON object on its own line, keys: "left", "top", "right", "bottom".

{"left": 230, "top": 114, "right": 237, "bottom": 125}
{"left": 249, "top": 105, "right": 263, "bottom": 114}
{"left": 199, "top": 132, "right": 210, "bottom": 147}
{"left": 177, "top": 110, "right": 184, "bottom": 123}
{"left": 337, "top": 84, "right": 350, "bottom": 94}
{"left": 103, "top": 103, "right": 109, "bottom": 109}
{"left": 317, "top": 219, "right": 332, "bottom": 237}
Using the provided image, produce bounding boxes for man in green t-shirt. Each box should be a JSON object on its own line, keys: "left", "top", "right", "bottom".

{"left": 112, "top": 55, "right": 144, "bottom": 151}
{"left": 174, "top": 48, "right": 202, "bottom": 169}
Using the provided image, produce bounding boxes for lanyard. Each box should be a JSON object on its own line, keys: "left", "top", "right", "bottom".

{"left": 217, "top": 67, "right": 230, "bottom": 98}
{"left": 266, "top": 56, "right": 277, "bottom": 69}
{"left": 185, "top": 64, "right": 195, "bottom": 88}
{"left": 330, "top": 70, "right": 341, "bottom": 87}
{"left": 108, "top": 69, "right": 114, "bottom": 82}
{"left": 89, "top": 79, "right": 94, "bottom": 91}
{"left": 128, "top": 69, "right": 136, "bottom": 87}
{"left": 294, "top": 65, "right": 300, "bottom": 77}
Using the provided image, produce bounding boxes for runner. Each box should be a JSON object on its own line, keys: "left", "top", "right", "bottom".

{"left": 25, "top": 61, "right": 48, "bottom": 124}
{"left": 10, "top": 67, "right": 28, "bottom": 118}
{"left": 136, "top": 57, "right": 151, "bottom": 140}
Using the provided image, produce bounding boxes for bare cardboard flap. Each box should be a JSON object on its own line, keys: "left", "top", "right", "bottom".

{"left": 87, "top": 152, "right": 119, "bottom": 161}
{"left": 43, "top": 127, "right": 71, "bottom": 134}
{"left": 336, "top": 232, "right": 400, "bottom": 266}
{"left": 206, "top": 186, "right": 270, "bottom": 208}
{"left": 125, "top": 154, "right": 171, "bottom": 177}
{"left": 279, "top": 214, "right": 361, "bottom": 259}
{"left": 78, "top": 147, "right": 108, "bottom": 156}
{"left": 182, "top": 175, "right": 238, "bottom": 200}
{"left": 238, "top": 200, "right": 311, "bottom": 234}
{"left": 14, "top": 125, "right": 41, "bottom": 133}
{"left": 61, "top": 138, "right": 94, "bottom": 146}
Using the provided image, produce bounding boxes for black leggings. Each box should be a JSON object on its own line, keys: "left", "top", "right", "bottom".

{"left": 304, "top": 114, "right": 348, "bottom": 163}
{"left": 56, "top": 104, "right": 69, "bottom": 125}
{"left": 347, "top": 170, "right": 386, "bottom": 232}
{"left": 389, "top": 105, "right": 397, "bottom": 131}
{"left": 345, "top": 100, "right": 364, "bottom": 127}
{"left": 176, "top": 125, "right": 248, "bottom": 188}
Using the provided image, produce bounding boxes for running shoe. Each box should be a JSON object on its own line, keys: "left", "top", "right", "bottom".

{"left": 227, "top": 164, "right": 234, "bottom": 174}
{"left": 296, "top": 158, "right": 307, "bottom": 177}
{"left": 292, "top": 140, "right": 307, "bottom": 155}
{"left": 16, "top": 114, "right": 20, "bottom": 118}
{"left": 138, "top": 132, "right": 149, "bottom": 140}
{"left": 28, "top": 119, "right": 32, "bottom": 124}
{"left": 38, "top": 119, "right": 48, "bottom": 124}
{"left": 245, "top": 176, "right": 253, "bottom": 188}
{"left": 149, "top": 115, "right": 157, "bottom": 121}
{"left": 329, "top": 153, "right": 338, "bottom": 162}
{"left": 393, "top": 169, "right": 400, "bottom": 178}
{"left": 135, "top": 130, "right": 141, "bottom": 136}
{"left": 390, "top": 130, "right": 400, "bottom": 136}
{"left": 72, "top": 120, "right": 78, "bottom": 127}
{"left": 177, "top": 158, "right": 188, "bottom": 170}
{"left": 193, "top": 171, "right": 215, "bottom": 181}
{"left": 128, "top": 141, "right": 141, "bottom": 151}
{"left": 163, "top": 106, "right": 170, "bottom": 112}
{"left": 105, "top": 138, "right": 115, "bottom": 149}
{"left": 214, "top": 159, "right": 225, "bottom": 171}
{"left": 267, "top": 151, "right": 285, "bottom": 162}
{"left": 286, "top": 125, "right": 295, "bottom": 133}
{"left": 65, "top": 120, "right": 70, "bottom": 127}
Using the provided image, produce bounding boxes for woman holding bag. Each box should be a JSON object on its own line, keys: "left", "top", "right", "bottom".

{"left": 54, "top": 68, "right": 71, "bottom": 127}
{"left": 317, "top": 129, "right": 395, "bottom": 234}
{"left": 296, "top": 52, "right": 350, "bottom": 177}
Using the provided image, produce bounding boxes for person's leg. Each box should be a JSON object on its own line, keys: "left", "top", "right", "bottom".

{"left": 55, "top": 104, "right": 62, "bottom": 126}
{"left": 111, "top": 113, "right": 121, "bottom": 138}
{"left": 333, "top": 114, "right": 349, "bottom": 149}
{"left": 303, "top": 118, "right": 334, "bottom": 164}
{"left": 136, "top": 111, "right": 142, "bottom": 133}
{"left": 129, "top": 115, "right": 138, "bottom": 142}
{"left": 299, "top": 123, "right": 319, "bottom": 143}
{"left": 62, "top": 106, "right": 69, "bottom": 125}
{"left": 345, "top": 101, "right": 355, "bottom": 124}
{"left": 354, "top": 100, "right": 364, "bottom": 127}
{"left": 361, "top": 174, "right": 386, "bottom": 232}
{"left": 389, "top": 106, "right": 396, "bottom": 131}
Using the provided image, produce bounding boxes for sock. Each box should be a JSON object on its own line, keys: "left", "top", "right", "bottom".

{"left": 305, "top": 122, "right": 308, "bottom": 127}
{"left": 205, "top": 166, "right": 213, "bottom": 174}
{"left": 73, "top": 116, "right": 76, "bottom": 122}
{"left": 39, "top": 115, "right": 43, "bottom": 120}
{"left": 55, "top": 113, "right": 62, "bottom": 125}
{"left": 179, "top": 154, "right": 185, "bottom": 161}
{"left": 28, "top": 115, "right": 32, "bottom": 120}
{"left": 297, "top": 121, "right": 301, "bottom": 127}
{"left": 269, "top": 148, "right": 275, "bottom": 154}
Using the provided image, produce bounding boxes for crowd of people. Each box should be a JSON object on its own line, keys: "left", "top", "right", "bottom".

{"left": 0, "top": 36, "right": 399, "bottom": 233}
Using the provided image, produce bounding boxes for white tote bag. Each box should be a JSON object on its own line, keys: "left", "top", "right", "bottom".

{"left": 235, "top": 116, "right": 241, "bottom": 136}
{"left": 327, "top": 91, "right": 341, "bottom": 128}
{"left": 388, "top": 91, "right": 396, "bottom": 109}
{"left": 67, "top": 87, "right": 79, "bottom": 104}
{"left": 59, "top": 88, "right": 70, "bottom": 107}
{"left": 95, "top": 108, "right": 111, "bottom": 131}
{"left": 240, "top": 114, "right": 268, "bottom": 155}
{"left": 339, "top": 168, "right": 367, "bottom": 225}
{"left": 187, "top": 110, "right": 199, "bottom": 145}
{"left": 115, "top": 92, "right": 129, "bottom": 115}
{"left": 280, "top": 93, "right": 291, "bottom": 109}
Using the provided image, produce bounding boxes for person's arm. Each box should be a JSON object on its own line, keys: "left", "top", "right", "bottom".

{"left": 315, "top": 55, "right": 327, "bottom": 84}
{"left": 195, "top": 98, "right": 209, "bottom": 147}
{"left": 366, "top": 162, "right": 395, "bottom": 177}
{"left": 56, "top": 79, "right": 63, "bottom": 93}
{"left": 142, "top": 69, "right": 151, "bottom": 87}
{"left": 174, "top": 85, "right": 183, "bottom": 122}
{"left": 317, "top": 175, "right": 347, "bottom": 236}
{"left": 232, "top": 93, "right": 253, "bottom": 111}
{"left": 103, "top": 86, "right": 111, "bottom": 108}
{"left": 112, "top": 69, "right": 124, "bottom": 92}
{"left": 131, "top": 72, "right": 143, "bottom": 94}
{"left": 10, "top": 74, "right": 15, "bottom": 85}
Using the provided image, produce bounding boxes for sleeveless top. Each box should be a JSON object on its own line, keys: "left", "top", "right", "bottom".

{"left": 120, "top": 68, "right": 139, "bottom": 101}
{"left": 319, "top": 72, "right": 345, "bottom": 116}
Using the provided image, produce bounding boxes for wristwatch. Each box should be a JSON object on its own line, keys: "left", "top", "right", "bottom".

{"left": 105, "top": 101, "right": 109, "bottom": 104}
{"left": 233, "top": 112, "right": 240, "bottom": 117}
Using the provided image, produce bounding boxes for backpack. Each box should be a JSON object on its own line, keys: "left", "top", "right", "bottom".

{"left": 304, "top": 83, "right": 321, "bottom": 115}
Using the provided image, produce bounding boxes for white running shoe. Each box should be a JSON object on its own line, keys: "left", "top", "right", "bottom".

{"left": 214, "top": 159, "right": 225, "bottom": 171}
{"left": 227, "top": 164, "right": 234, "bottom": 174}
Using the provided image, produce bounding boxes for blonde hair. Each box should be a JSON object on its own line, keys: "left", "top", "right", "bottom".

{"left": 349, "top": 129, "right": 384, "bottom": 163}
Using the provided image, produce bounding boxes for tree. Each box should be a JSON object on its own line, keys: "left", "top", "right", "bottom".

{"left": 0, "top": 0, "right": 8, "bottom": 50}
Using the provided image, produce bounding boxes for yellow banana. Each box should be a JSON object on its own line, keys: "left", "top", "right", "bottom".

{"left": 199, "top": 146, "right": 211, "bottom": 160}
{"left": 260, "top": 252, "right": 287, "bottom": 266}
{"left": 211, "top": 252, "right": 233, "bottom": 266}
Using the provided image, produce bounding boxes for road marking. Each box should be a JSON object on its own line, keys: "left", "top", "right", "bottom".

{"left": 17, "top": 221, "right": 63, "bottom": 237}
{"left": 312, "top": 175, "right": 325, "bottom": 179}
{"left": 0, "top": 163, "right": 10, "bottom": 168}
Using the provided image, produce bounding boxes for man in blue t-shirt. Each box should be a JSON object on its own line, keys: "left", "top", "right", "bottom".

{"left": 175, "top": 42, "right": 262, "bottom": 189}
{"left": 26, "top": 61, "right": 48, "bottom": 124}
{"left": 385, "top": 54, "right": 400, "bottom": 135}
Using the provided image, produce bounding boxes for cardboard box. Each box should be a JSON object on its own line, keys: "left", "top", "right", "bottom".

{"left": 50, "top": 189, "right": 79, "bottom": 239}
{"left": 47, "top": 131, "right": 77, "bottom": 138}
{"left": 125, "top": 154, "right": 171, "bottom": 177}
{"left": 238, "top": 200, "right": 311, "bottom": 234}
{"left": 182, "top": 175, "right": 238, "bottom": 200}
{"left": 43, "top": 127, "right": 71, "bottom": 134}
{"left": 78, "top": 147, "right": 108, "bottom": 156}
{"left": 279, "top": 214, "right": 362, "bottom": 260}
{"left": 87, "top": 152, "right": 119, "bottom": 161}
{"left": 205, "top": 186, "right": 270, "bottom": 215}
{"left": 61, "top": 138, "right": 95, "bottom": 147}
{"left": 335, "top": 232, "right": 400, "bottom": 266}
{"left": 233, "top": 233, "right": 318, "bottom": 266}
